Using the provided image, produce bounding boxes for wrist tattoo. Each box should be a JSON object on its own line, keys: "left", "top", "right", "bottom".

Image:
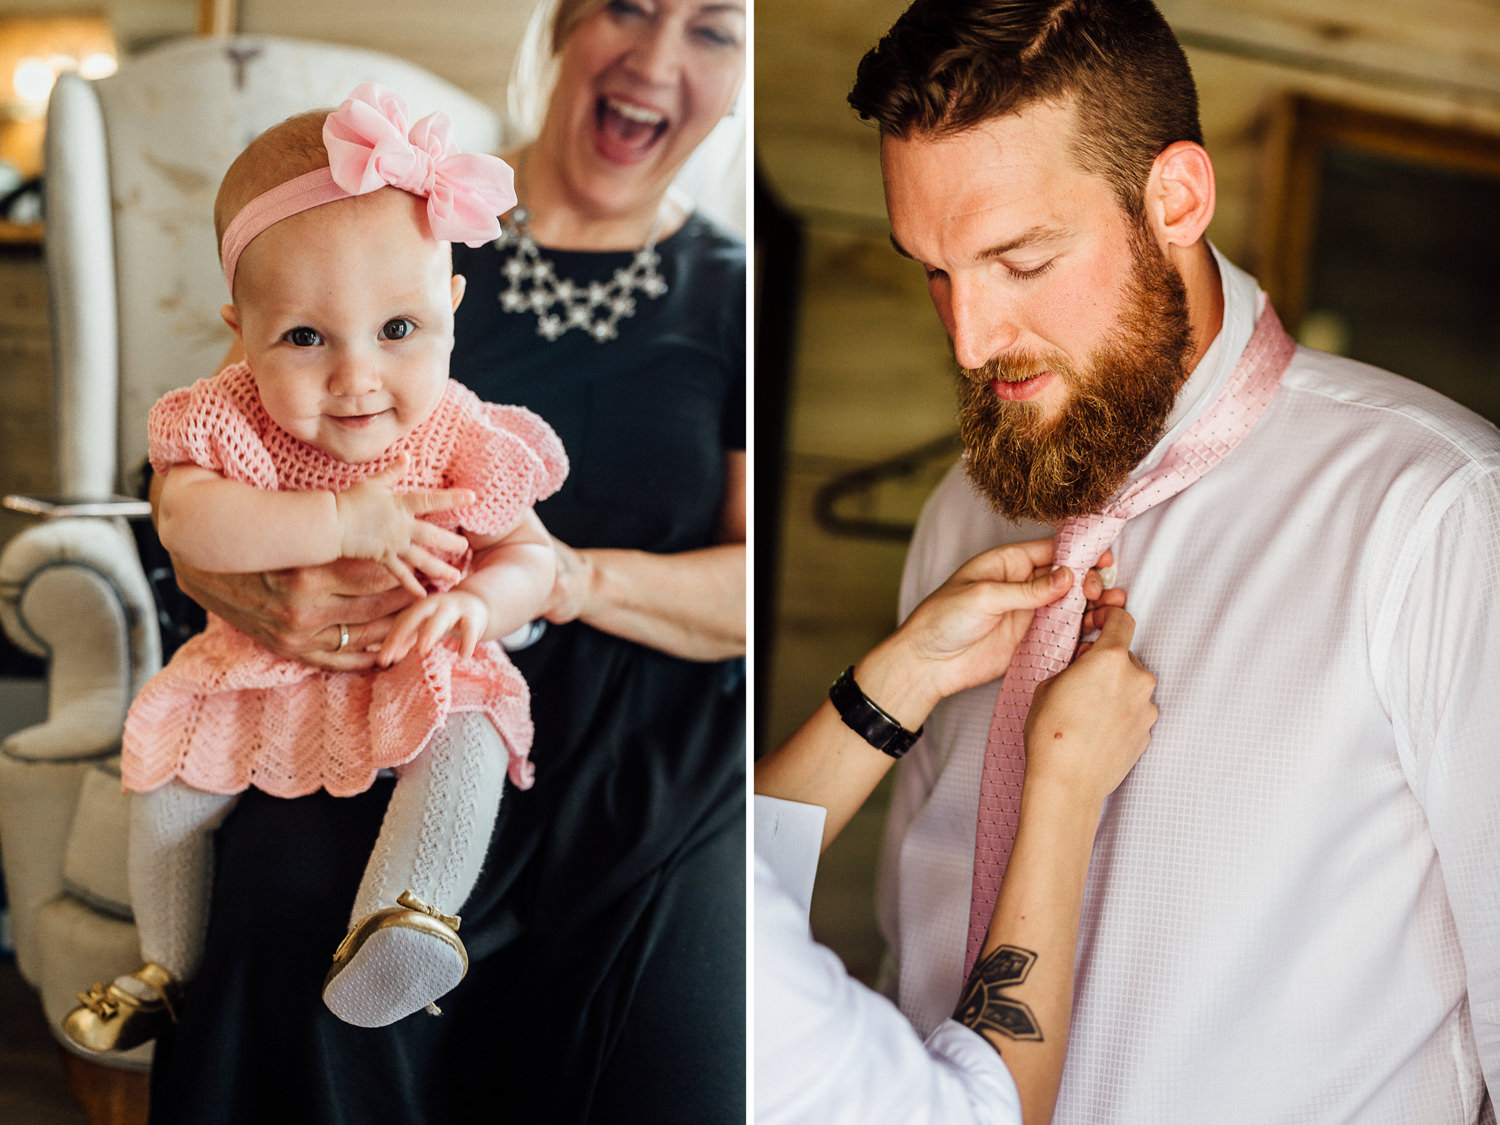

{"left": 955, "top": 944, "right": 1043, "bottom": 1042}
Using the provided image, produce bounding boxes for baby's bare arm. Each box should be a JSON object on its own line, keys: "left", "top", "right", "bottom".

{"left": 159, "top": 454, "right": 473, "bottom": 598}
{"left": 159, "top": 464, "right": 347, "bottom": 573}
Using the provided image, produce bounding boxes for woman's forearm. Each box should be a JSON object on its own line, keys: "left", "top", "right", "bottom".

{"left": 754, "top": 631, "right": 936, "bottom": 850}
{"left": 958, "top": 610, "right": 1155, "bottom": 1125}
{"left": 571, "top": 541, "right": 745, "bottom": 660}
{"left": 753, "top": 544, "right": 1080, "bottom": 850}
{"left": 556, "top": 451, "right": 746, "bottom": 661}
{"left": 960, "top": 782, "right": 1102, "bottom": 1125}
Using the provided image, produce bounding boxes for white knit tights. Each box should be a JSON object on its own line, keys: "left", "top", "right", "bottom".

{"left": 125, "top": 713, "right": 504, "bottom": 991}
{"left": 348, "top": 712, "right": 507, "bottom": 926}
{"left": 128, "top": 781, "right": 237, "bottom": 982}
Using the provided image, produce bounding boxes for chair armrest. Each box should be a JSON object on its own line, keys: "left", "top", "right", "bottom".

{"left": 0, "top": 517, "right": 161, "bottom": 762}
{"left": 46, "top": 72, "right": 119, "bottom": 499}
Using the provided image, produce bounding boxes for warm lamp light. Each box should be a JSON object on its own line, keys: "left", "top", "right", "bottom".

{"left": 12, "top": 57, "right": 54, "bottom": 104}
{"left": 0, "top": 14, "right": 118, "bottom": 178}
{"left": 80, "top": 51, "right": 118, "bottom": 80}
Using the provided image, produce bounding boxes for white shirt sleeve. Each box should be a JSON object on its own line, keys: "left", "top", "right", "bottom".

{"left": 1378, "top": 464, "right": 1500, "bottom": 1097}
{"left": 754, "top": 856, "right": 1021, "bottom": 1125}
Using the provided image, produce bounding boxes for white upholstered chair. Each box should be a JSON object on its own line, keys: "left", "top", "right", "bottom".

{"left": 0, "top": 34, "right": 504, "bottom": 1073}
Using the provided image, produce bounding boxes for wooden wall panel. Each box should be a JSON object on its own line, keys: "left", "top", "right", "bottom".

{"left": 1161, "top": 0, "right": 1500, "bottom": 104}
{"left": 757, "top": 0, "right": 1500, "bottom": 234}
{"left": 754, "top": 0, "right": 905, "bottom": 223}
{"left": 236, "top": 0, "right": 535, "bottom": 112}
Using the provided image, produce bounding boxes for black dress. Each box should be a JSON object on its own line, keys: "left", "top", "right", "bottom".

{"left": 147, "top": 215, "right": 746, "bottom": 1124}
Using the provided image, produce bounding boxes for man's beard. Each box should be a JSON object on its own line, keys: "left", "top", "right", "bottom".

{"left": 956, "top": 227, "right": 1193, "bottom": 524}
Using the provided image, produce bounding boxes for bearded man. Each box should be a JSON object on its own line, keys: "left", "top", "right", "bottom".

{"left": 851, "top": 1, "right": 1500, "bottom": 1121}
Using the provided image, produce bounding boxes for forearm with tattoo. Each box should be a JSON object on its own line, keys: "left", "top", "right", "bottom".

{"left": 955, "top": 944, "right": 1043, "bottom": 1042}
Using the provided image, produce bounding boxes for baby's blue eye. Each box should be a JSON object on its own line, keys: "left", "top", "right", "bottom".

{"left": 285, "top": 327, "right": 322, "bottom": 347}
{"left": 381, "top": 318, "right": 414, "bottom": 341}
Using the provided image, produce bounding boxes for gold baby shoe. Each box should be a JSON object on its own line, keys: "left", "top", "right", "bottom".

{"left": 322, "top": 890, "right": 468, "bottom": 1028}
{"left": 62, "top": 961, "right": 182, "bottom": 1053}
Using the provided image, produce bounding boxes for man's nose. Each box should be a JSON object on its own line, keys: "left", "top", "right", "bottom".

{"left": 948, "top": 275, "right": 1021, "bottom": 371}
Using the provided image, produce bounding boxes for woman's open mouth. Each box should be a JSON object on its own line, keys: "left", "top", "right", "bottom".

{"left": 594, "top": 95, "right": 669, "bottom": 164}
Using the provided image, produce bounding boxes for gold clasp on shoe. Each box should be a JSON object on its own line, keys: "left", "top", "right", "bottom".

{"left": 75, "top": 983, "right": 118, "bottom": 1019}
{"left": 396, "top": 890, "right": 461, "bottom": 932}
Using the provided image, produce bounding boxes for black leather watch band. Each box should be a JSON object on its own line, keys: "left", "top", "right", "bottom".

{"left": 828, "top": 665, "right": 923, "bottom": 759}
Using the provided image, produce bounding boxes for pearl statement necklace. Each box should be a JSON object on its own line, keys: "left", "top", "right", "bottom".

{"left": 494, "top": 205, "right": 669, "bottom": 343}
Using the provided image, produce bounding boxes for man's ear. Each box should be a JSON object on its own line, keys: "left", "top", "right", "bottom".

{"left": 1145, "top": 140, "right": 1215, "bottom": 249}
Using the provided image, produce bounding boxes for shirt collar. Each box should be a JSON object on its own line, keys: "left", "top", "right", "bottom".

{"left": 1129, "top": 243, "right": 1263, "bottom": 479}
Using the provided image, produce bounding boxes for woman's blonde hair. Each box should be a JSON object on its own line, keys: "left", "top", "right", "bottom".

{"left": 507, "top": 0, "right": 627, "bottom": 140}
{"left": 550, "top": 0, "right": 611, "bottom": 52}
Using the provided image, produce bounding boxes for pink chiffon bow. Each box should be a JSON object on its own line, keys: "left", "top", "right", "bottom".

{"left": 323, "top": 82, "right": 516, "bottom": 246}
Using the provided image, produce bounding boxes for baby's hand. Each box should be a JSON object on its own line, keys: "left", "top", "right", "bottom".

{"left": 378, "top": 589, "right": 490, "bottom": 667}
{"left": 334, "top": 454, "right": 476, "bottom": 598}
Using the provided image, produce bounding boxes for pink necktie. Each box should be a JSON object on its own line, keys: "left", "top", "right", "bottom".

{"left": 964, "top": 302, "right": 1297, "bottom": 977}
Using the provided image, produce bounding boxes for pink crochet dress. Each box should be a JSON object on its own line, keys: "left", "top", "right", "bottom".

{"left": 122, "top": 364, "right": 568, "bottom": 799}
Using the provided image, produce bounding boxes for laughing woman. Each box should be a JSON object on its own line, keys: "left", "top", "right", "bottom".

{"left": 146, "top": 1, "right": 746, "bottom": 1121}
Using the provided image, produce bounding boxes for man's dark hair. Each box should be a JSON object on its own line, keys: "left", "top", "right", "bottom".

{"left": 848, "top": 0, "right": 1203, "bottom": 219}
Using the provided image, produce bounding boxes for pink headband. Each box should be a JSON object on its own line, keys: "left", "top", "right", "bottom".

{"left": 220, "top": 82, "right": 517, "bottom": 292}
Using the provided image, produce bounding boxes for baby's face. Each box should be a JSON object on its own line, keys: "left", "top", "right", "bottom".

{"left": 227, "top": 189, "right": 464, "bottom": 464}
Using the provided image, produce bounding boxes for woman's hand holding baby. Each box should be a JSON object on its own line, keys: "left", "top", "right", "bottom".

{"left": 334, "top": 455, "right": 475, "bottom": 597}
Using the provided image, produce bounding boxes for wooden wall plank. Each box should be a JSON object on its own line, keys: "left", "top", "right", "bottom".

{"left": 757, "top": 0, "right": 1500, "bottom": 230}
{"left": 235, "top": 0, "right": 536, "bottom": 113}
{"left": 1162, "top": 0, "right": 1500, "bottom": 102}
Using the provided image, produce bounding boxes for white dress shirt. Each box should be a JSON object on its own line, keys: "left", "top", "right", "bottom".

{"left": 878, "top": 248, "right": 1500, "bottom": 1123}
{"left": 754, "top": 853, "right": 1021, "bottom": 1125}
